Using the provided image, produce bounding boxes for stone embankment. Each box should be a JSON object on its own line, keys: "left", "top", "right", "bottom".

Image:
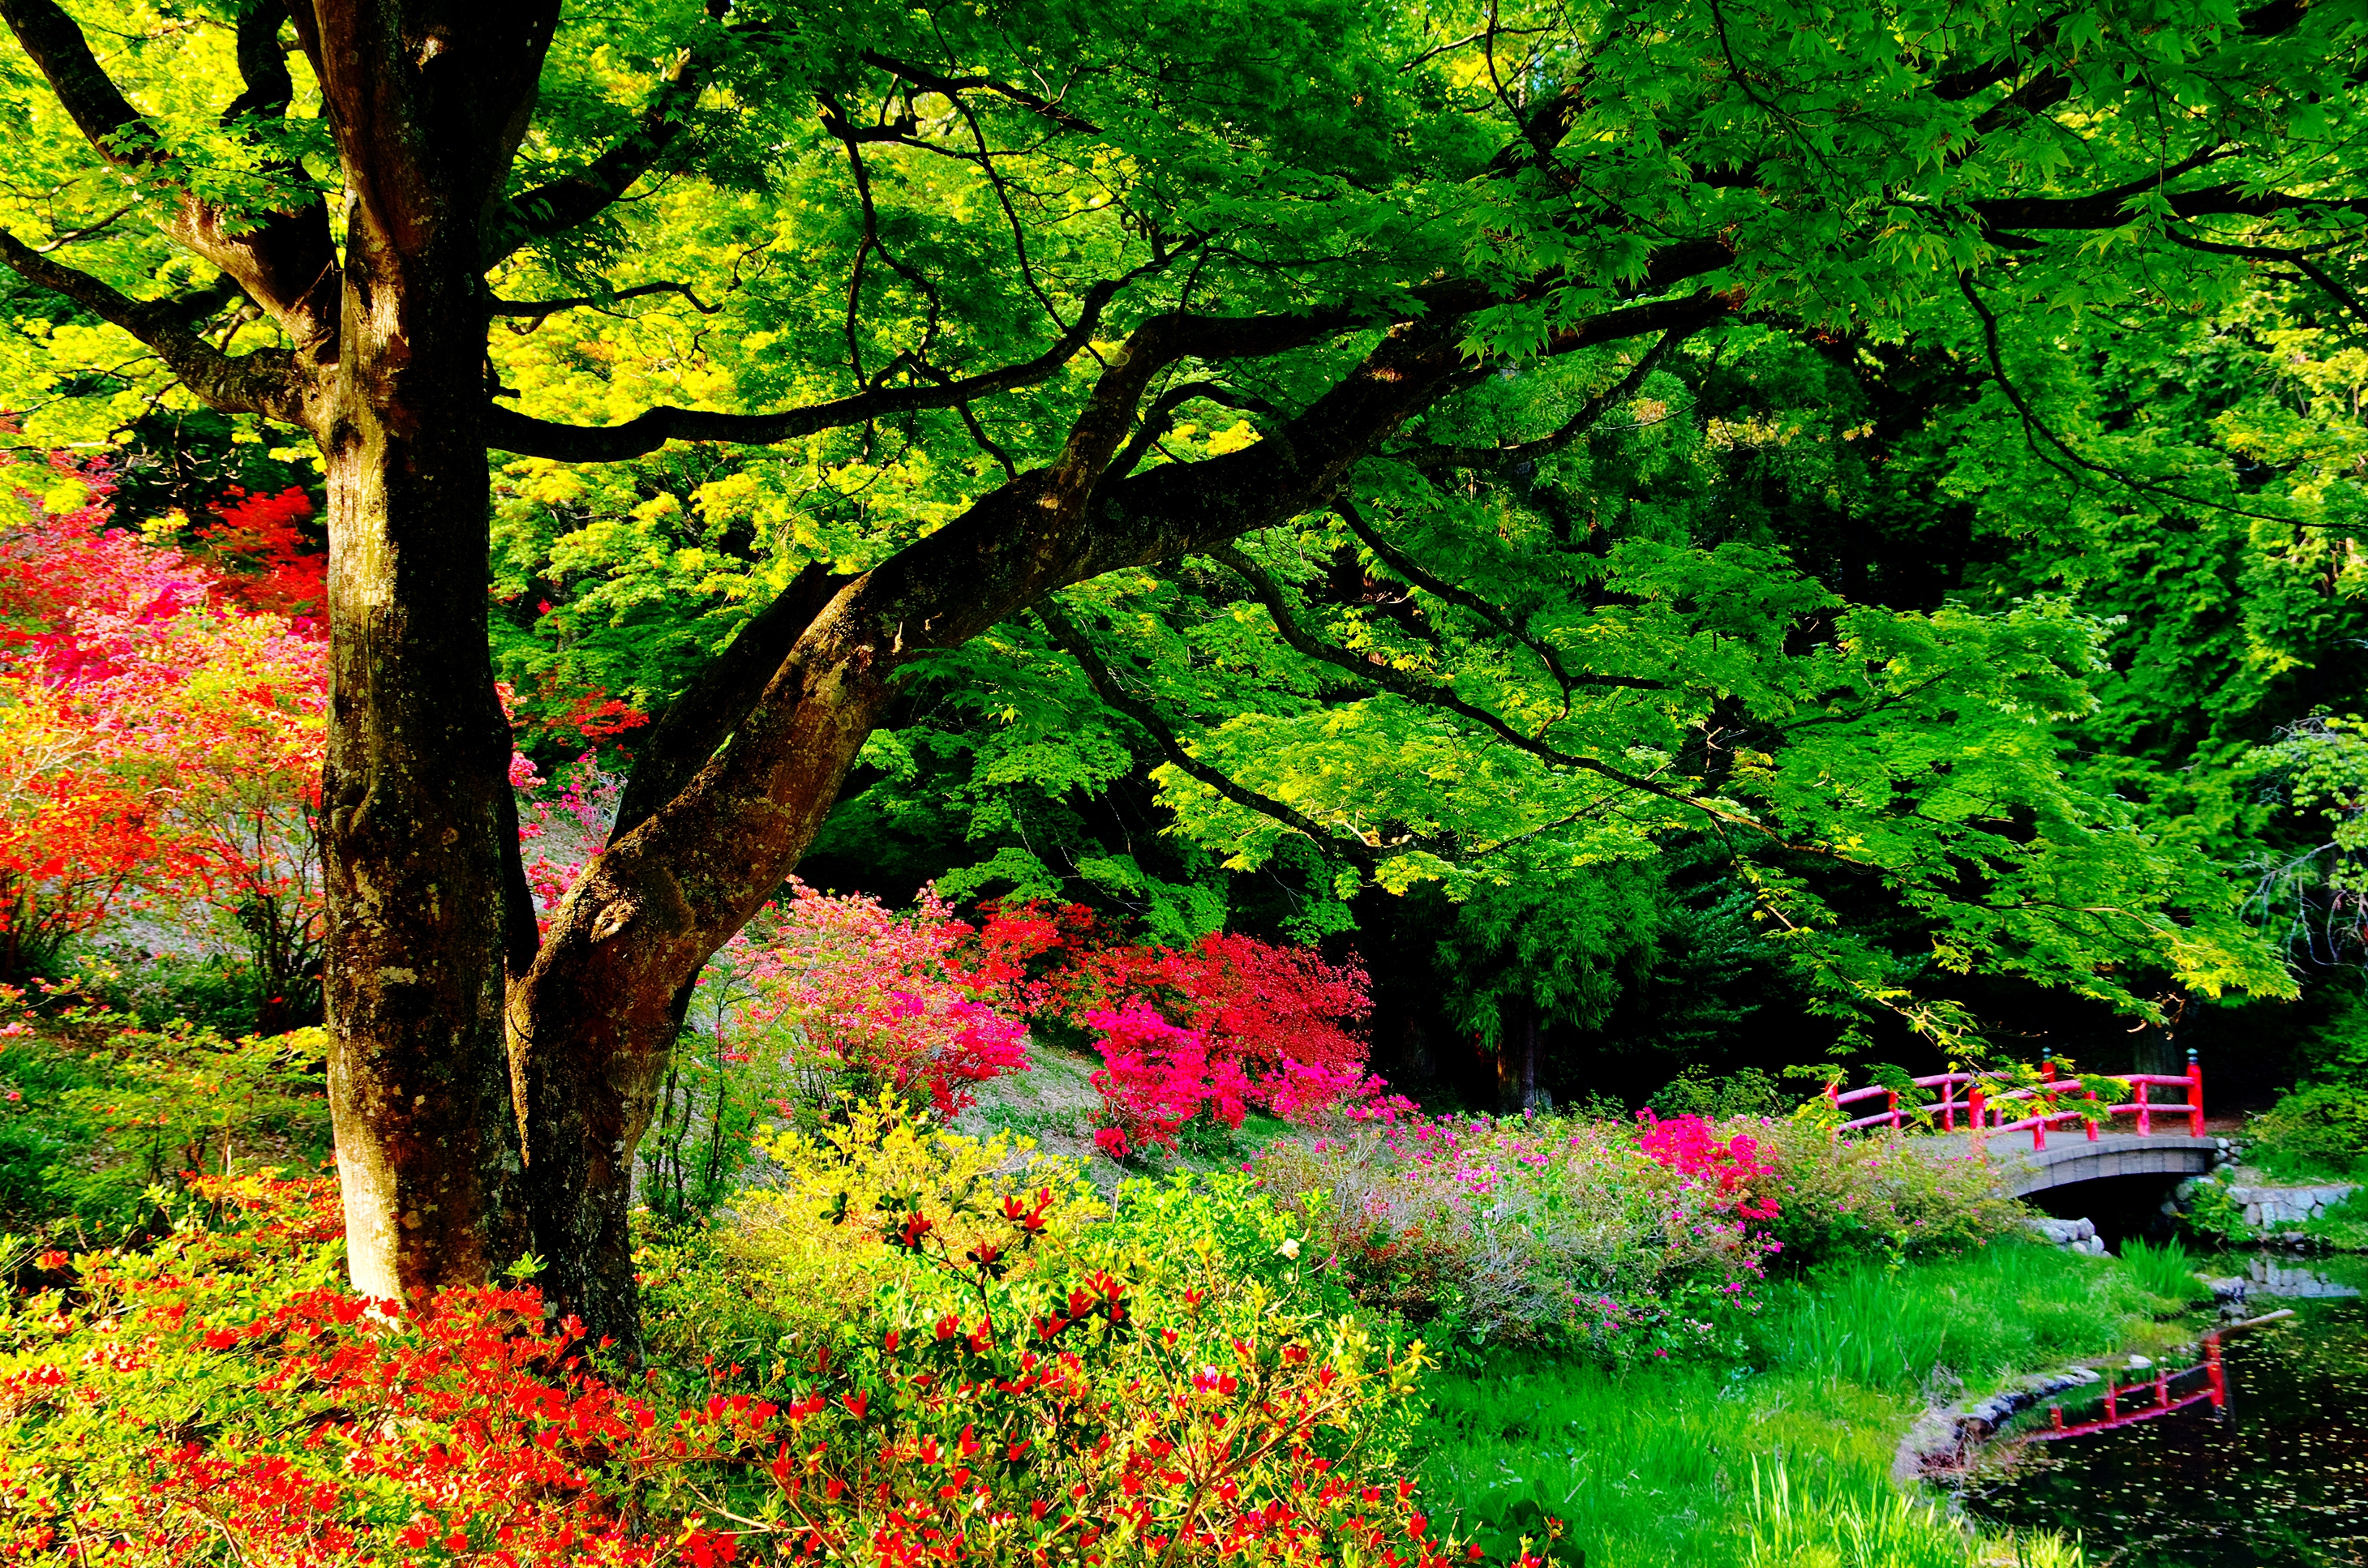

{"left": 2222, "top": 1180, "right": 2357, "bottom": 1228}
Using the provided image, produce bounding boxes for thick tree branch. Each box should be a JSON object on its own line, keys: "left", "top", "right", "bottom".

{"left": 482, "top": 262, "right": 1310, "bottom": 462}
{"left": 1033, "top": 598, "right": 1378, "bottom": 866}
{"left": 495, "top": 38, "right": 708, "bottom": 260}
{"left": 611, "top": 562, "right": 853, "bottom": 842}
{"left": 0, "top": 229, "right": 308, "bottom": 420}
{"left": 222, "top": 0, "right": 295, "bottom": 124}
{"left": 1967, "top": 176, "right": 2366, "bottom": 238}
{"left": 488, "top": 280, "right": 720, "bottom": 320}
{"left": 0, "top": 0, "right": 147, "bottom": 158}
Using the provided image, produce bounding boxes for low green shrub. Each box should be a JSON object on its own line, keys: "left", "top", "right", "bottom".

{"left": 2246, "top": 1078, "right": 2368, "bottom": 1180}
{"left": 1255, "top": 1109, "right": 1781, "bottom": 1357}
{"left": 1749, "top": 1116, "right": 2024, "bottom": 1267}
{"left": 1251, "top": 1105, "right": 2021, "bottom": 1356}
{"left": 0, "top": 983, "right": 328, "bottom": 1236}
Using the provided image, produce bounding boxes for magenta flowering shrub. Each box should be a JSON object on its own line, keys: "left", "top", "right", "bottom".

{"left": 1255, "top": 1109, "right": 1786, "bottom": 1357}
{"left": 736, "top": 881, "right": 1031, "bottom": 1120}
{"left": 1084, "top": 999, "right": 1255, "bottom": 1158}
{"left": 1635, "top": 1109, "right": 1780, "bottom": 1221}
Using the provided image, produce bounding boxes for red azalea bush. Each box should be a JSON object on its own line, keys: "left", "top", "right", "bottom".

{"left": 1, "top": 1137, "right": 1545, "bottom": 1568}
{"left": 0, "top": 452, "right": 328, "bottom": 989}
{"left": 967, "top": 904, "right": 1379, "bottom": 1155}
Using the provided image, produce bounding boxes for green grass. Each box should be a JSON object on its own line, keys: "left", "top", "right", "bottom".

{"left": 2117, "top": 1238, "right": 2211, "bottom": 1304}
{"left": 1409, "top": 1240, "right": 2198, "bottom": 1567}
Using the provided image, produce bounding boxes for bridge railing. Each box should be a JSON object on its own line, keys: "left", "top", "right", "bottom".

{"left": 1825, "top": 1049, "right": 2202, "bottom": 1150}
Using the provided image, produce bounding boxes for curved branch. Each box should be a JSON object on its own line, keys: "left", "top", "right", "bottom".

{"left": 1333, "top": 497, "right": 1662, "bottom": 701}
{"left": 488, "top": 281, "right": 721, "bottom": 319}
{"left": 858, "top": 49, "right": 1098, "bottom": 135}
{"left": 1108, "top": 379, "right": 1281, "bottom": 480}
{"left": 0, "top": 230, "right": 308, "bottom": 422}
{"left": 0, "top": 0, "right": 337, "bottom": 351}
{"left": 495, "top": 38, "right": 709, "bottom": 260}
{"left": 483, "top": 261, "right": 1334, "bottom": 463}
{"left": 1032, "top": 598, "right": 1379, "bottom": 867}
{"left": 1401, "top": 319, "right": 1697, "bottom": 469}
{"left": 1955, "top": 269, "right": 2297, "bottom": 526}
{"left": 1207, "top": 542, "right": 1746, "bottom": 827}
{"left": 2164, "top": 229, "right": 2368, "bottom": 336}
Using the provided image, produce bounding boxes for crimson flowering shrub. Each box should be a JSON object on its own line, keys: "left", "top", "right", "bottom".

{"left": 965, "top": 904, "right": 1378, "bottom": 1155}
{"left": 2, "top": 1120, "right": 1549, "bottom": 1567}
{"left": 0, "top": 452, "right": 325, "bottom": 990}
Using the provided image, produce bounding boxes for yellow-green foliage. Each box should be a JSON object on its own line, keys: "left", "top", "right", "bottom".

{"left": 710, "top": 1095, "right": 1105, "bottom": 1340}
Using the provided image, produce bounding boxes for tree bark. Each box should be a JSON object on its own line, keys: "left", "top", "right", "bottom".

{"left": 307, "top": 0, "right": 557, "bottom": 1309}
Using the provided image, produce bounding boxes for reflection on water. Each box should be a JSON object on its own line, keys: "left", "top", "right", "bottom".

{"left": 1963, "top": 1261, "right": 2368, "bottom": 1566}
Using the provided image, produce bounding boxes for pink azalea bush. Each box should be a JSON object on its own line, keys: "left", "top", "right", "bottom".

{"left": 734, "top": 881, "right": 1031, "bottom": 1120}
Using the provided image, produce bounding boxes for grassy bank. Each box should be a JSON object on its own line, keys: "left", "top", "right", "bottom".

{"left": 1415, "top": 1240, "right": 2203, "bottom": 1566}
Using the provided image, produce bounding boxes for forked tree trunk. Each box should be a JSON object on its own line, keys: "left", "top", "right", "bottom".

{"left": 506, "top": 592, "right": 903, "bottom": 1347}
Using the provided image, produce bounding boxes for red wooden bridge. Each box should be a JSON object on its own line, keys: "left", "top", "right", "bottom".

{"left": 1826, "top": 1049, "right": 2203, "bottom": 1149}
{"left": 1821, "top": 1050, "right": 2216, "bottom": 1197}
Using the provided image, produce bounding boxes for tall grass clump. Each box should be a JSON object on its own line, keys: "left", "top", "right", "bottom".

{"left": 2117, "top": 1236, "right": 2211, "bottom": 1305}
{"left": 1773, "top": 1241, "right": 2177, "bottom": 1390}
{"left": 1744, "top": 1461, "right": 2086, "bottom": 1568}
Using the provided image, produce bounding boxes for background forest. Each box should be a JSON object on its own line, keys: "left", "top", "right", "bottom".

{"left": 11, "top": 240, "right": 2368, "bottom": 1125}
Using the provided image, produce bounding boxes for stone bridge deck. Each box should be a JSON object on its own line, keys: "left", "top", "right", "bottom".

{"left": 1915, "top": 1132, "right": 2220, "bottom": 1198}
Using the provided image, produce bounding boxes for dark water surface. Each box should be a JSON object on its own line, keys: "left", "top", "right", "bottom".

{"left": 1963, "top": 1266, "right": 2368, "bottom": 1566}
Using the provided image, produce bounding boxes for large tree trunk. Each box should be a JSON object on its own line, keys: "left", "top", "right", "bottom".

{"left": 318, "top": 282, "right": 526, "bottom": 1306}
{"left": 311, "top": 0, "right": 556, "bottom": 1310}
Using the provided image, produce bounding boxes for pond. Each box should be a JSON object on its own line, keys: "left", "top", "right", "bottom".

{"left": 1962, "top": 1257, "right": 2368, "bottom": 1566}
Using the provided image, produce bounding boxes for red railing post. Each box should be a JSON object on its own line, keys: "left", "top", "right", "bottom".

{"left": 2086, "top": 1087, "right": 2100, "bottom": 1142}
{"left": 2155, "top": 1368, "right": 2169, "bottom": 1408}
{"left": 2136, "top": 1078, "right": 2151, "bottom": 1137}
{"left": 2187, "top": 1048, "right": 2204, "bottom": 1137}
{"left": 2206, "top": 1336, "right": 2225, "bottom": 1410}
{"left": 2049, "top": 1406, "right": 2065, "bottom": 1431}
{"left": 1970, "top": 1081, "right": 1986, "bottom": 1134}
{"left": 1941, "top": 1073, "right": 1957, "bottom": 1133}
{"left": 1888, "top": 1088, "right": 1900, "bottom": 1131}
